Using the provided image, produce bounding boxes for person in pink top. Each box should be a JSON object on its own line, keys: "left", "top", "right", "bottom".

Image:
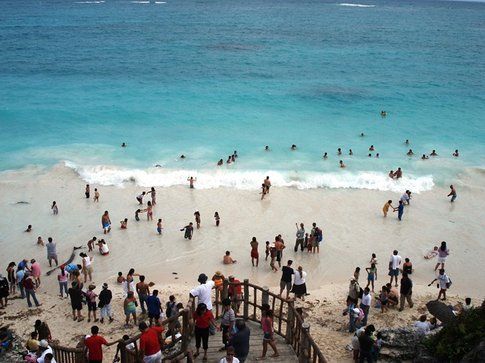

{"left": 259, "top": 309, "right": 279, "bottom": 359}
{"left": 30, "top": 259, "right": 41, "bottom": 287}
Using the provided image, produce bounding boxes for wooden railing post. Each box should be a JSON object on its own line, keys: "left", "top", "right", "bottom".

{"left": 222, "top": 279, "right": 229, "bottom": 300}
{"left": 181, "top": 309, "right": 190, "bottom": 352}
{"left": 285, "top": 301, "right": 294, "bottom": 344}
{"left": 299, "top": 323, "right": 310, "bottom": 363}
{"left": 243, "top": 279, "right": 249, "bottom": 320}
{"left": 262, "top": 286, "right": 269, "bottom": 306}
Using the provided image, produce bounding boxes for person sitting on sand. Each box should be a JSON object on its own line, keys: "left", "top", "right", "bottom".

{"left": 452, "top": 149, "right": 459, "bottom": 157}
{"left": 377, "top": 286, "right": 389, "bottom": 313}
{"left": 25, "top": 225, "right": 32, "bottom": 232}
{"left": 181, "top": 222, "right": 194, "bottom": 240}
{"left": 223, "top": 251, "right": 237, "bottom": 264}
{"left": 382, "top": 200, "right": 394, "bottom": 217}
{"left": 96, "top": 239, "right": 109, "bottom": 256}
{"left": 407, "top": 149, "right": 414, "bottom": 156}
{"left": 339, "top": 160, "right": 346, "bottom": 168}
{"left": 117, "top": 272, "right": 125, "bottom": 284}
{"left": 424, "top": 246, "right": 439, "bottom": 259}
{"left": 386, "top": 283, "right": 399, "bottom": 307}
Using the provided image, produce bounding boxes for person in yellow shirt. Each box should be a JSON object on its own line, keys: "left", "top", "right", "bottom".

{"left": 382, "top": 200, "right": 394, "bottom": 217}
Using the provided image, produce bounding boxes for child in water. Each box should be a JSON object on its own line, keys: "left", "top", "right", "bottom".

{"left": 157, "top": 219, "right": 163, "bottom": 235}
{"left": 265, "top": 241, "right": 270, "bottom": 261}
{"left": 120, "top": 218, "right": 128, "bottom": 229}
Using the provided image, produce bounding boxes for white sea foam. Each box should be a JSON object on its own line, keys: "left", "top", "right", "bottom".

{"left": 131, "top": 1, "right": 150, "bottom": 3}
{"left": 75, "top": 1, "right": 104, "bottom": 3}
{"left": 338, "top": 3, "right": 376, "bottom": 7}
{"left": 64, "top": 161, "right": 434, "bottom": 192}
{"left": 154, "top": 1, "right": 166, "bottom": 3}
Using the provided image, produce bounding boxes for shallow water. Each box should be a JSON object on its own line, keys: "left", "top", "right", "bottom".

{"left": 0, "top": 0, "right": 484, "bottom": 189}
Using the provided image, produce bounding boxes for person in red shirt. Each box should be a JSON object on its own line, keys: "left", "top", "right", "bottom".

{"left": 139, "top": 321, "right": 164, "bottom": 363}
{"left": 84, "top": 326, "right": 109, "bottom": 363}
{"left": 192, "top": 303, "right": 215, "bottom": 361}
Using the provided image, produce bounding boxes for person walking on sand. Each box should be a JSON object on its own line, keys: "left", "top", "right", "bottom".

{"left": 260, "top": 183, "right": 267, "bottom": 200}
{"left": 157, "top": 219, "right": 163, "bottom": 235}
{"left": 181, "top": 222, "right": 194, "bottom": 240}
{"left": 46, "top": 238, "right": 58, "bottom": 267}
{"left": 80, "top": 253, "right": 93, "bottom": 282}
{"left": 58, "top": 265, "right": 68, "bottom": 298}
{"left": 382, "top": 200, "right": 394, "bottom": 217}
{"left": 188, "top": 176, "right": 197, "bottom": 189}
{"left": 250, "top": 237, "right": 259, "bottom": 267}
{"left": 394, "top": 200, "right": 404, "bottom": 221}
{"left": 294, "top": 223, "right": 305, "bottom": 252}
{"left": 87, "top": 237, "right": 97, "bottom": 252}
{"left": 51, "top": 201, "right": 58, "bottom": 215}
{"left": 194, "top": 210, "right": 201, "bottom": 229}
{"left": 23, "top": 272, "right": 40, "bottom": 308}
{"left": 434, "top": 241, "right": 449, "bottom": 271}
{"left": 360, "top": 287, "right": 372, "bottom": 326}
{"left": 146, "top": 290, "right": 162, "bottom": 326}
{"left": 85, "top": 184, "right": 90, "bottom": 199}
{"left": 263, "top": 176, "right": 271, "bottom": 194}
{"left": 84, "top": 325, "right": 109, "bottom": 363}
{"left": 93, "top": 188, "right": 99, "bottom": 202}
{"left": 389, "top": 250, "right": 402, "bottom": 287}
{"left": 428, "top": 269, "right": 451, "bottom": 301}
{"left": 214, "top": 212, "right": 220, "bottom": 226}
{"left": 278, "top": 260, "right": 294, "bottom": 299}
{"left": 98, "top": 283, "right": 113, "bottom": 324}
{"left": 259, "top": 309, "right": 279, "bottom": 360}
{"left": 269, "top": 245, "right": 278, "bottom": 272}
{"left": 101, "top": 211, "right": 111, "bottom": 234}
{"left": 447, "top": 185, "right": 457, "bottom": 202}
{"left": 399, "top": 273, "right": 414, "bottom": 311}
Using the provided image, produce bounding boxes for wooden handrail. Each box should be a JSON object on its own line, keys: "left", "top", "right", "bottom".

{"left": 50, "top": 279, "right": 327, "bottom": 362}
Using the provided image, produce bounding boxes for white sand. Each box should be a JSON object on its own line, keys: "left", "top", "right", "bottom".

{"left": 0, "top": 165, "right": 483, "bottom": 361}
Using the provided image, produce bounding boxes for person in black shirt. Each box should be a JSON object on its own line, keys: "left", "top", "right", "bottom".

{"left": 358, "top": 325, "right": 375, "bottom": 363}
{"left": 278, "top": 260, "right": 294, "bottom": 299}
{"left": 399, "top": 273, "right": 414, "bottom": 311}
{"left": 68, "top": 282, "right": 84, "bottom": 322}
{"left": 99, "top": 283, "right": 114, "bottom": 323}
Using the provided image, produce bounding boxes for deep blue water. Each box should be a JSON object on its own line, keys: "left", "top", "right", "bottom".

{"left": 0, "top": 0, "right": 484, "bottom": 189}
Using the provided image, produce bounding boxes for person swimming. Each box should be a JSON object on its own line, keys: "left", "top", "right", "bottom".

{"left": 226, "top": 156, "right": 232, "bottom": 164}
{"left": 217, "top": 159, "right": 223, "bottom": 166}
{"left": 368, "top": 153, "right": 372, "bottom": 157}
{"left": 389, "top": 170, "right": 395, "bottom": 179}
{"left": 291, "top": 144, "right": 297, "bottom": 150}
{"left": 339, "top": 160, "right": 346, "bottom": 168}
{"left": 337, "top": 148, "right": 342, "bottom": 155}
{"left": 375, "top": 153, "right": 380, "bottom": 158}
{"left": 180, "top": 155, "right": 186, "bottom": 159}
{"left": 453, "top": 149, "right": 459, "bottom": 157}
{"left": 360, "top": 132, "right": 365, "bottom": 137}
{"left": 369, "top": 145, "right": 375, "bottom": 151}
{"left": 323, "top": 152, "right": 328, "bottom": 159}
{"left": 405, "top": 139, "right": 409, "bottom": 145}
{"left": 265, "top": 145, "right": 269, "bottom": 151}
{"left": 349, "top": 149, "right": 353, "bottom": 156}
{"left": 380, "top": 111, "right": 387, "bottom": 117}
{"left": 430, "top": 150, "right": 438, "bottom": 156}
{"left": 121, "top": 142, "right": 127, "bottom": 147}
{"left": 421, "top": 154, "right": 429, "bottom": 160}
{"left": 407, "top": 149, "right": 414, "bottom": 156}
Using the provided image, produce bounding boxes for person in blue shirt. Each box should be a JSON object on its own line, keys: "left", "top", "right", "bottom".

{"left": 394, "top": 200, "right": 404, "bottom": 221}
{"left": 146, "top": 290, "right": 162, "bottom": 326}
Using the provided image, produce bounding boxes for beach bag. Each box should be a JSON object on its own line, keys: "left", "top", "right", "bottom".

{"left": 446, "top": 277, "right": 452, "bottom": 289}
{"left": 209, "top": 325, "right": 216, "bottom": 336}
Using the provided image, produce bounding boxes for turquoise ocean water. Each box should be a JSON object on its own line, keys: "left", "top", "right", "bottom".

{"left": 0, "top": 0, "right": 484, "bottom": 190}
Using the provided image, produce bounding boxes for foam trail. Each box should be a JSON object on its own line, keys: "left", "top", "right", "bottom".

{"left": 131, "top": 1, "right": 150, "bottom": 3}
{"left": 75, "top": 1, "right": 104, "bottom": 3}
{"left": 339, "top": 3, "right": 375, "bottom": 7}
{"left": 64, "top": 161, "right": 434, "bottom": 192}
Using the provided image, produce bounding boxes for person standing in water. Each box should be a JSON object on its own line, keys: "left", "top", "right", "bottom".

{"left": 260, "top": 184, "right": 267, "bottom": 200}
{"left": 147, "top": 187, "right": 156, "bottom": 205}
{"left": 93, "top": 188, "right": 100, "bottom": 202}
{"left": 214, "top": 212, "right": 220, "bottom": 227}
{"left": 157, "top": 219, "right": 162, "bottom": 235}
{"left": 194, "top": 211, "right": 201, "bottom": 229}
{"left": 101, "top": 211, "right": 111, "bottom": 234}
{"left": 250, "top": 237, "right": 259, "bottom": 267}
{"left": 51, "top": 201, "right": 58, "bottom": 215}
{"left": 181, "top": 223, "right": 194, "bottom": 240}
{"left": 447, "top": 185, "right": 457, "bottom": 202}
{"left": 146, "top": 201, "right": 153, "bottom": 221}
{"left": 264, "top": 176, "right": 271, "bottom": 194}
{"left": 394, "top": 201, "right": 404, "bottom": 221}
{"left": 294, "top": 223, "right": 305, "bottom": 252}
{"left": 188, "top": 177, "right": 197, "bottom": 189}
{"left": 85, "top": 184, "right": 90, "bottom": 199}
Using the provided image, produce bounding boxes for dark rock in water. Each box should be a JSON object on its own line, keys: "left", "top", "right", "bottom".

{"left": 426, "top": 300, "right": 456, "bottom": 325}
{"left": 461, "top": 340, "right": 485, "bottom": 363}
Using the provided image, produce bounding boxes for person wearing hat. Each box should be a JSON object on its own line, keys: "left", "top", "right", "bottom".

{"left": 347, "top": 276, "right": 361, "bottom": 307}
{"left": 37, "top": 339, "right": 55, "bottom": 363}
{"left": 211, "top": 271, "right": 225, "bottom": 302}
{"left": 98, "top": 283, "right": 113, "bottom": 324}
{"left": 190, "top": 273, "right": 215, "bottom": 310}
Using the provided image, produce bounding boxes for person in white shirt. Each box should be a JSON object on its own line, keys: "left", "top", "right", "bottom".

{"left": 400, "top": 190, "right": 412, "bottom": 205}
{"left": 428, "top": 269, "right": 451, "bottom": 301}
{"left": 359, "top": 287, "right": 372, "bottom": 326}
{"left": 388, "top": 250, "right": 402, "bottom": 287}
{"left": 219, "top": 347, "right": 240, "bottom": 363}
{"left": 291, "top": 266, "right": 307, "bottom": 300}
{"left": 190, "top": 273, "right": 215, "bottom": 310}
{"left": 414, "top": 315, "right": 431, "bottom": 335}
{"left": 37, "top": 340, "right": 57, "bottom": 363}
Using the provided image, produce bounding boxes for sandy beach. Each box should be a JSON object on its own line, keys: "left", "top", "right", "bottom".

{"left": 0, "top": 164, "right": 484, "bottom": 361}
